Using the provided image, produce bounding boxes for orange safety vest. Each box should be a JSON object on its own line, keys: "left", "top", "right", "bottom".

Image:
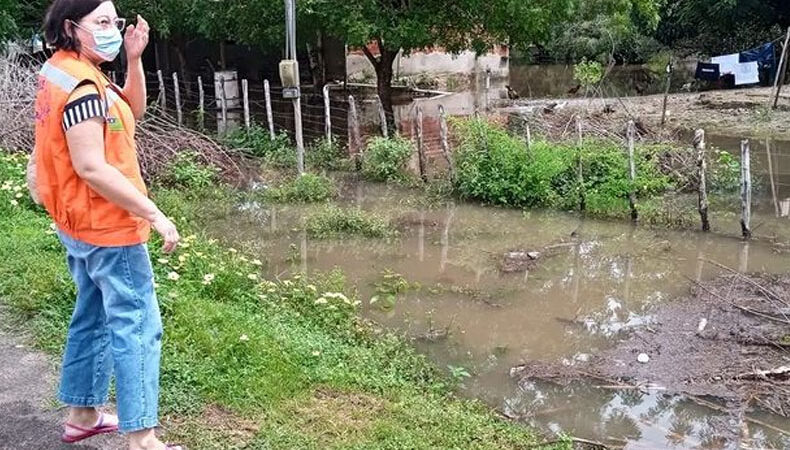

{"left": 33, "top": 50, "right": 150, "bottom": 247}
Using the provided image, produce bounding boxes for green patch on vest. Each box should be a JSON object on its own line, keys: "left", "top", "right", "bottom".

{"left": 107, "top": 117, "right": 124, "bottom": 132}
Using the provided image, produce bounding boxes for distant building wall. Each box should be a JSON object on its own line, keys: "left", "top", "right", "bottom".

{"left": 347, "top": 43, "right": 509, "bottom": 82}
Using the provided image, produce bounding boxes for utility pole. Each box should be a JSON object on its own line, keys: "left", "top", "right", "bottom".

{"left": 284, "top": 0, "right": 305, "bottom": 173}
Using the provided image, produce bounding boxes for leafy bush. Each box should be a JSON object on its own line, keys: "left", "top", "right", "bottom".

{"left": 160, "top": 151, "right": 218, "bottom": 189}
{"left": 306, "top": 138, "right": 348, "bottom": 171}
{"left": 573, "top": 58, "right": 604, "bottom": 88}
{"left": 362, "top": 136, "right": 414, "bottom": 183}
{"left": 264, "top": 173, "right": 336, "bottom": 203}
{"left": 709, "top": 149, "right": 741, "bottom": 194}
{"left": 452, "top": 118, "right": 672, "bottom": 217}
{"left": 306, "top": 207, "right": 396, "bottom": 239}
{"left": 224, "top": 126, "right": 295, "bottom": 168}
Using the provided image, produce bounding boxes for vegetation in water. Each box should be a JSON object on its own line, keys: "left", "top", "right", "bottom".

{"left": 362, "top": 135, "right": 415, "bottom": 184}
{"left": 305, "top": 206, "right": 397, "bottom": 239}
{"left": 369, "top": 270, "right": 421, "bottom": 311}
{"left": 263, "top": 173, "right": 336, "bottom": 204}
{"left": 451, "top": 118, "right": 672, "bottom": 218}
{"left": 0, "top": 152, "right": 560, "bottom": 449}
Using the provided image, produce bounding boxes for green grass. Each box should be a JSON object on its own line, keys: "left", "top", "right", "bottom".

{"left": 263, "top": 173, "right": 336, "bottom": 203}
{"left": 0, "top": 152, "right": 562, "bottom": 449}
{"left": 305, "top": 206, "right": 397, "bottom": 240}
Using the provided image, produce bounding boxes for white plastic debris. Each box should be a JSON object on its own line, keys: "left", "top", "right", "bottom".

{"left": 637, "top": 353, "right": 650, "bottom": 364}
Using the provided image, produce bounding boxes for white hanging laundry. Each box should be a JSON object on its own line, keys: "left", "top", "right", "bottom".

{"left": 734, "top": 61, "right": 760, "bottom": 85}
{"left": 711, "top": 53, "right": 740, "bottom": 75}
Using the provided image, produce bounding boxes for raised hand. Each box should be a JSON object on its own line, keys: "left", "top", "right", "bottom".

{"left": 123, "top": 14, "right": 150, "bottom": 61}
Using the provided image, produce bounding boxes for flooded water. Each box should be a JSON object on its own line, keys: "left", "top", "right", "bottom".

{"left": 204, "top": 179, "right": 790, "bottom": 449}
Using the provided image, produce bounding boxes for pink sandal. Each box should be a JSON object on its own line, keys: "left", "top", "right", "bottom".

{"left": 60, "top": 412, "right": 119, "bottom": 443}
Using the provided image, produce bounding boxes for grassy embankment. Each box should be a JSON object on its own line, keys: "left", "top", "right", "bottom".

{"left": 0, "top": 151, "right": 565, "bottom": 449}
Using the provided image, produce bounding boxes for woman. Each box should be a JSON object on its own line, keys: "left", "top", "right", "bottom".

{"left": 30, "top": 1, "right": 182, "bottom": 448}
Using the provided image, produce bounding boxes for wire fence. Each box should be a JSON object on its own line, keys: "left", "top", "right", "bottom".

{"left": 112, "top": 67, "right": 790, "bottom": 234}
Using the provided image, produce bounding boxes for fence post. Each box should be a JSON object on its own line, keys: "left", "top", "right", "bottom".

{"left": 695, "top": 129, "right": 710, "bottom": 232}
{"left": 377, "top": 95, "right": 388, "bottom": 138}
{"left": 348, "top": 95, "right": 362, "bottom": 168}
{"left": 197, "top": 76, "right": 205, "bottom": 130}
{"left": 627, "top": 120, "right": 638, "bottom": 222}
{"left": 264, "top": 80, "right": 275, "bottom": 140}
{"left": 416, "top": 106, "right": 427, "bottom": 182}
{"left": 740, "top": 139, "right": 752, "bottom": 239}
{"left": 525, "top": 121, "right": 532, "bottom": 150}
{"left": 771, "top": 27, "right": 790, "bottom": 109}
{"left": 218, "top": 76, "right": 227, "bottom": 131}
{"left": 576, "top": 116, "right": 585, "bottom": 211}
{"left": 172, "top": 72, "right": 182, "bottom": 126}
{"left": 323, "top": 84, "right": 332, "bottom": 144}
{"left": 157, "top": 70, "right": 166, "bottom": 111}
{"left": 766, "top": 139, "right": 780, "bottom": 217}
{"left": 484, "top": 69, "right": 491, "bottom": 112}
{"left": 660, "top": 61, "right": 672, "bottom": 126}
{"left": 242, "top": 79, "right": 250, "bottom": 130}
{"left": 439, "top": 105, "right": 454, "bottom": 181}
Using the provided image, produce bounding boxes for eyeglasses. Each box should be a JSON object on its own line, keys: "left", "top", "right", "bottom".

{"left": 76, "top": 16, "right": 126, "bottom": 32}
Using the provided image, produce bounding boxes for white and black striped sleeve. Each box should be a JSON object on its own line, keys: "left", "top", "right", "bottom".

{"left": 62, "top": 94, "right": 106, "bottom": 131}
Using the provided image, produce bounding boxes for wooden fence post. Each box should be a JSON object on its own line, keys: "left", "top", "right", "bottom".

{"left": 772, "top": 27, "right": 790, "bottom": 109}
{"left": 525, "top": 121, "right": 532, "bottom": 150}
{"left": 348, "top": 95, "right": 362, "bottom": 168}
{"left": 695, "top": 129, "right": 710, "bottom": 232}
{"left": 242, "top": 79, "right": 250, "bottom": 130}
{"left": 157, "top": 69, "right": 166, "bottom": 111}
{"left": 416, "top": 106, "right": 427, "bottom": 182}
{"left": 218, "top": 76, "right": 227, "bottom": 131}
{"left": 576, "top": 116, "right": 585, "bottom": 211}
{"left": 323, "top": 84, "right": 332, "bottom": 144}
{"left": 766, "top": 139, "right": 780, "bottom": 217}
{"left": 197, "top": 76, "right": 205, "bottom": 129}
{"left": 377, "top": 95, "right": 388, "bottom": 138}
{"left": 439, "top": 105, "right": 454, "bottom": 181}
{"left": 627, "top": 120, "right": 638, "bottom": 222}
{"left": 660, "top": 61, "right": 672, "bottom": 126}
{"left": 740, "top": 139, "right": 752, "bottom": 239}
{"left": 484, "top": 69, "right": 491, "bottom": 112}
{"left": 264, "top": 80, "right": 275, "bottom": 140}
{"left": 172, "top": 72, "right": 182, "bottom": 126}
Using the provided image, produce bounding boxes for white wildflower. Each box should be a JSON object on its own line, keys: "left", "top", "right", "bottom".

{"left": 239, "top": 334, "right": 250, "bottom": 342}
{"left": 202, "top": 273, "right": 215, "bottom": 285}
{"left": 247, "top": 273, "right": 258, "bottom": 281}
{"left": 167, "top": 271, "right": 180, "bottom": 281}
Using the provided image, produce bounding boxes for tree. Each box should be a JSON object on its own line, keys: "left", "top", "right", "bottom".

{"left": 657, "top": 0, "right": 790, "bottom": 55}
{"left": 301, "top": 0, "right": 573, "bottom": 119}
{"left": 542, "top": 0, "right": 664, "bottom": 63}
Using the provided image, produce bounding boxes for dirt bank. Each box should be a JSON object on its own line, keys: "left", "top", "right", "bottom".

{"left": 504, "top": 86, "right": 790, "bottom": 140}
{"left": 511, "top": 272, "right": 790, "bottom": 440}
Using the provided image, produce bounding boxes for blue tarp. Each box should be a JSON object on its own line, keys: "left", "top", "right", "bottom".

{"left": 739, "top": 42, "right": 776, "bottom": 84}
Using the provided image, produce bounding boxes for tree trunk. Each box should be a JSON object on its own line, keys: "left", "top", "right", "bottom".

{"left": 363, "top": 40, "right": 398, "bottom": 134}
{"left": 174, "top": 36, "right": 191, "bottom": 97}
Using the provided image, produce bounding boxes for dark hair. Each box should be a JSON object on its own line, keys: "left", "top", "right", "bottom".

{"left": 43, "top": 0, "right": 108, "bottom": 51}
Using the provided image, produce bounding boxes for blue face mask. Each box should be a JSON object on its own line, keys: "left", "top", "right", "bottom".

{"left": 73, "top": 21, "right": 123, "bottom": 61}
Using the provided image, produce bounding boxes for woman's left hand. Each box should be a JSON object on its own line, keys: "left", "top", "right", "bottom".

{"left": 123, "top": 15, "right": 149, "bottom": 61}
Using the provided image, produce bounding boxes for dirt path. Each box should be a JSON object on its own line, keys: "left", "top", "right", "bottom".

{"left": 0, "top": 316, "right": 125, "bottom": 450}
{"left": 505, "top": 86, "right": 790, "bottom": 140}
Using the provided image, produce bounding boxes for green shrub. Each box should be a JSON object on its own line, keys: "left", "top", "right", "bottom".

{"left": 573, "top": 58, "right": 604, "bottom": 88}
{"left": 264, "top": 173, "right": 336, "bottom": 203}
{"left": 362, "top": 136, "right": 414, "bottom": 183}
{"left": 306, "top": 138, "right": 348, "bottom": 171}
{"left": 160, "top": 151, "right": 218, "bottom": 190}
{"left": 224, "top": 126, "right": 296, "bottom": 168}
{"left": 709, "top": 149, "right": 741, "bottom": 194}
{"left": 306, "top": 207, "right": 396, "bottom": 239}
{"left": 452, "top": 118, "right": 672, "bottom": 217}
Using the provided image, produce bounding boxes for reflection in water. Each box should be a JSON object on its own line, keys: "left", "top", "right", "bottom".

{"left": 500, "top": 380, "right": 789, "bottom": 449}
{"left": 207, "top": 180, "right": 790, "bottom": 449}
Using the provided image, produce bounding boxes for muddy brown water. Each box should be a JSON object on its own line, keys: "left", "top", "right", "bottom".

{"left": 204, "top": 178, "right": 790, "bottom": 449}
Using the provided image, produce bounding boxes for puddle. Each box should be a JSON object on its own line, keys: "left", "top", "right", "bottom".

{"left": 203, "top": 179, "right": 790, "bottom": 448}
